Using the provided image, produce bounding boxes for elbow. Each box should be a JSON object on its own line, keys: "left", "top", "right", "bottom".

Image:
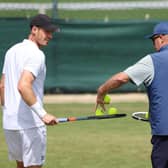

{"left": 114, "top": 73, "right": 129, "bottom": 85}
{"left": 115, "top": 77, "right": 128, "bottom": 85}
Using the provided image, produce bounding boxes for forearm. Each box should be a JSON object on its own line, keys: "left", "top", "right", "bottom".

{"left": 18, "top": 80, "right": 48, "bottom": 118}
{"left": 97, "top": 72, "right": 130, "bottom": 95}
{"left": 18, "top": 70, "right": 56, "bottom": 124}
{"left": 18, "top": 70, "right": 37, "bottom": 106}
{"left": 0, "top": 87, "right": 4, "bottom": 106}
{"left": 18, "top": 84, "right": 37, "bottom": 106}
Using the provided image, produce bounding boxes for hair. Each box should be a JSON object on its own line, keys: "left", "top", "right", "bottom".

{"left": 30, "top": 25, "right": 33, "bottom": 30}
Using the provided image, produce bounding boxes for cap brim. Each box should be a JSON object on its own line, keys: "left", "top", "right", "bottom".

{"left": 145, "top": 34, "right": 155, "bottom": 39}
{"left": 43, "top": 24, "right": 60, "bottom": 32}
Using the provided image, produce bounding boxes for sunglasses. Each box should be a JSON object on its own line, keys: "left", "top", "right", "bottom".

{"left": 151, "top": 35, "right": 160, "bottom": 42}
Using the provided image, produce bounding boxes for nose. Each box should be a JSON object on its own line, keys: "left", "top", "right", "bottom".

{"left": 45, "top": 31, "right": 52, "bottom": 39}
{"left": 48, "top": 32, "right": 53, "bottom": 39}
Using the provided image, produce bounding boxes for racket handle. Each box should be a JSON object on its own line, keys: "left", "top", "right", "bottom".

{"left": 57, "top": 118, "right": 68, "bottom": 123}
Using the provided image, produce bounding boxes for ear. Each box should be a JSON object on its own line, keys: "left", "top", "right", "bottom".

{"left": 31, "top": 26, "right": 39, "bottom": 34}
{"left": 157, "top": 35, "right": 164, "bottom": 44}
{"left": 161, "top": 35, "right": 168, "bottom": 41}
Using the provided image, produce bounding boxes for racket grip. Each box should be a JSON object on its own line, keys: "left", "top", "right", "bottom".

{"left": 57, "top": 118, "right": 68, "bottom": 123}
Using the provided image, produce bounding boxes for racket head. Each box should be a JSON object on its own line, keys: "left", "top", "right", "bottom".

{"left": 132, "top": 111, "right": 149, "bottom": 122}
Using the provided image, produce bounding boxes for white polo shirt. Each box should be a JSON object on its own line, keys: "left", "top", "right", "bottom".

{"left": 2, "top": 39, "right": 46, "bottom": 130}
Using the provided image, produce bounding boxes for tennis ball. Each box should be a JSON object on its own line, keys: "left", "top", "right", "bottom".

{"left": 108, "top": 107, "right": 118, "bottom": 115}
{"left": 145, "top": 112, "right": 149, "bottom": 119}
{"left": 95, "top": 108, "right": 104, "bottom": 116}
{"left": 104, "top": 94, "right": 111, "bottom": 104}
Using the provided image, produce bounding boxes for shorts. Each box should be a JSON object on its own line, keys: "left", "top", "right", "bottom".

{"left": 151, "top": 135, "right": 168, "bottom": 168}
{"left": 4, "top": 126, "right": 46, "bottom": 167}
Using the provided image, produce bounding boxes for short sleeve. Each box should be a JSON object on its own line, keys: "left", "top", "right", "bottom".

{"left": 124, "top": 55, "right": 154, "bottom": 87}
{"left": 24, "top": 51, "right": 45, "bottom": 78}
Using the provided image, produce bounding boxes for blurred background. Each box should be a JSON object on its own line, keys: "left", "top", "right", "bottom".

{"left": 0, "top": 0, "right": 167, "bottom": 93}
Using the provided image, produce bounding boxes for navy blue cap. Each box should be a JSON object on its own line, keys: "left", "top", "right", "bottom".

{"left": 146, "top": 22, "right": 168, "bottom": 39}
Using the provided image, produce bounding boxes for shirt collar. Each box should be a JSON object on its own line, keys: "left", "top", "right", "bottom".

{"left": 23, "top": 39, "right": 39, "bottom": 49}
{"left": 159, "top": 44, "right": 168, "bottom": 52}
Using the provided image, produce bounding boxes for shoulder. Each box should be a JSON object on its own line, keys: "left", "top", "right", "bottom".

{"left": 137, "top": 54, "right": 152, "bottom": 63}
{"left": 6, "top": 41, "right": 23, "bottom": 53}
{"left": 22, "top": 40, "right": 45, "bottom": 59}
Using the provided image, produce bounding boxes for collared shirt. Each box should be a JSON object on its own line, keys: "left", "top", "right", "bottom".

{"left": 2, "top": 39, "right": 46, "bottom": 130}
{"left": 124, "top": 54, "right": 154, "bottom": 87}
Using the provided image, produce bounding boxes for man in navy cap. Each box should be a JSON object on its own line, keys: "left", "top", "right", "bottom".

{"left": 95, "top": 21, "right": 168, "bottom": 168}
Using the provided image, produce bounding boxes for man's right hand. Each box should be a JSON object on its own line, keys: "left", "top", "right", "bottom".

{"left": 42, "top": 113, "right": 58, "bottom": 125}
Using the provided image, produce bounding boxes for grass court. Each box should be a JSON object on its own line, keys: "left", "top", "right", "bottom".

{"left": 0, "top": 101, "right": 152, "bottom": 168}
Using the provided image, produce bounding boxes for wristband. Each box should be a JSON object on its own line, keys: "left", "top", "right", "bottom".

{"left": 30, "top": 102, "right": 47, "bottom": 118}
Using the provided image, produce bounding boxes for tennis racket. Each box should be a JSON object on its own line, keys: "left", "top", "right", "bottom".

{"left": 132, "top": 111, "right": 149, "bottom": 122}
{"left": 57, "top": 113, "right": 126, "bottom": 123}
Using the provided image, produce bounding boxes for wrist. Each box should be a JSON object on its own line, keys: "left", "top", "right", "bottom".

{"left": 30, "top": 102, "right": 47, "bottom": 118}
{"left": 97, "top": 87, "right": 106, "bottom": 96}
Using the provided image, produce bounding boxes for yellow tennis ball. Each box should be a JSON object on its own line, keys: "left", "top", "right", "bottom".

{"left": 104, "top": 94, "right": 111, "bottom": 104}
{"left": 145, "top": 112, "right": 149, "bottom": 119}
{"left": 95, "top": 108, "right": 104, "bottom": 116}
{"left": 108, "top": 107, "right": 118, "bottom": 115}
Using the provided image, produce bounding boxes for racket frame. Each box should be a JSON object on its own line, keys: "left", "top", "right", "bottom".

{"left": 58, "top": 113, "right": 126, "bottom": 123}
{"left": 132, "top": 111, "right": 149, "bottom": 122}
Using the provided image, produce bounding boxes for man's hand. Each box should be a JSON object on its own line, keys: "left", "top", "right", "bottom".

{"left": 42, "top": 113, "right": 58, "bottom": 125}
{"left": 95, "top": 92, "right": 106, "bottom": 112}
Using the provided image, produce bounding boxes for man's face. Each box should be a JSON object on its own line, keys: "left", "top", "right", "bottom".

{"left": 32, "top": 26, "right": 53, "bottom": 47}
{"left": 152, "top": 34, "right": 168, "bottom": 51}
{"left": 152, "top": 35, "right": 161, "bottom": 51}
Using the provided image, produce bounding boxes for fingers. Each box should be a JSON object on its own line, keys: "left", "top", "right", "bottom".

{"left": 45, "top": 119, "right": 57, "bottom": 126}
{"left": 95, "top": 102, "right": 106, "bottom": 113}
{"left": 46, "top": 119, "right": 57, "bottom": 126}
{"left": 94, "top": 103, "right": 99, "bottom": 112}
{"left": 95, "top": 94, "right": 108, "bottom": 112}
{"left": 100, "top": 104, "right": 106, "bottom": 112}
{"left": 42, "top": 114, "right": 58, "bottom": 126}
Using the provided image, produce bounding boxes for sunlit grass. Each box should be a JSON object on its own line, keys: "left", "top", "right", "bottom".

{"left": 0, "top": 102, "right": 152, "bottom": 168}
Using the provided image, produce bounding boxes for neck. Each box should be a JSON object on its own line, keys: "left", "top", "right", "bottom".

{"left": 28, "top": 34, "right": 41, "bottom": 48}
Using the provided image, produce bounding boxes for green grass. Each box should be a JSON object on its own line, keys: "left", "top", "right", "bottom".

{"left": 0, "top": 8, "right": 167, "bottom": 20}
{"left": 0, "top": 0, "right": 157, "bottom": 2}
{"left": 0, "top": 102, "right": 152, "bottom": 168}
{"left": 58, "top": 9, "right": 168, "bottom": 20}
{"left": 0, "top": 1, "right": 167, "bottom": 20}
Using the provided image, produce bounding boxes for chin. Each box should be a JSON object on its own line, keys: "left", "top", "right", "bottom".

{"left": 44, "top": 41, "right": 49, "bottom": 45}
{"left": 41, "top": 43, "right": 48, "bottom": 47}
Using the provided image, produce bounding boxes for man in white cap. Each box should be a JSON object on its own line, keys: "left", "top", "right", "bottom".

{"left": 0, "top": 14, "right": 59, "bottom": 168}
{"left": 95, "top": 21, "right": 168, "bottom": 168}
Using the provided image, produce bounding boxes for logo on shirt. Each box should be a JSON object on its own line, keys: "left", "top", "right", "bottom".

{"left": 41, "top": 155, "right": 45, "bottom": 161}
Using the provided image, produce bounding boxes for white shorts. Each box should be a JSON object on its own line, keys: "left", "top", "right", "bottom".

{"left": 4, "top": 126, "right": 46, "bottom": 167}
